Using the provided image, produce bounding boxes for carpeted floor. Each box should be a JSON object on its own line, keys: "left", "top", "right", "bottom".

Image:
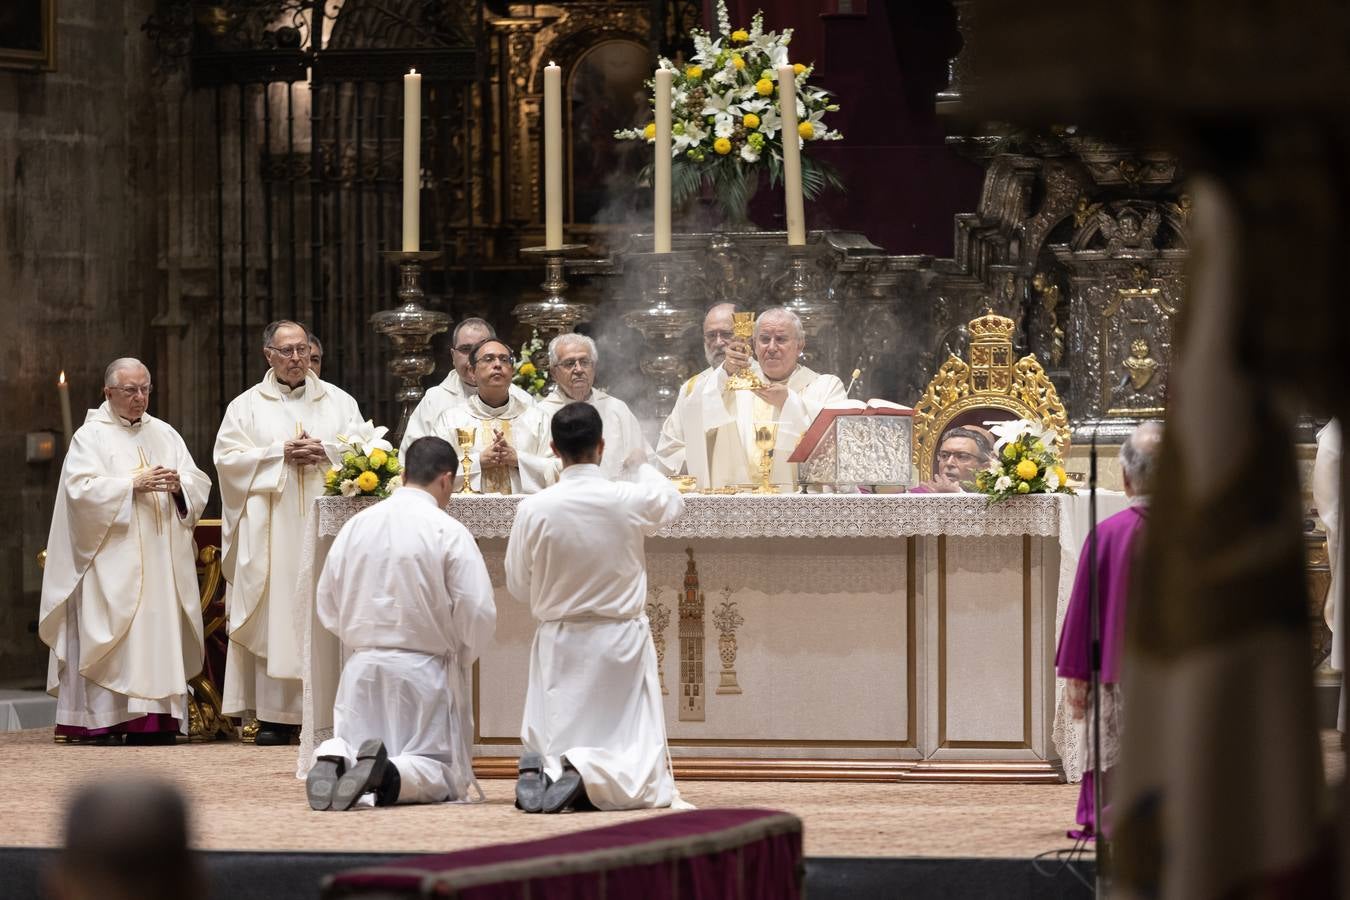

{"left": 0, "top": 728, "right": 1341, "bottom": 860}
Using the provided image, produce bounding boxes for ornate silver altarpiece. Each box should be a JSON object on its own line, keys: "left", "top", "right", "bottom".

{"left": 796, "top": 415, "right": 915, "bottom": 490}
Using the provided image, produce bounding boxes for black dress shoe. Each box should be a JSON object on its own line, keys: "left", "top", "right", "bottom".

{"left": 541, "top": 759, "right": 587, "bottom": 814}
{"left": 125, "top": 732, "right": 178, "bottom": 746}
{"left": 514, "top": 752, "right": 549, "bottom": 813}
{"left": 374, "top": 760, "right": 401, "bottom": 807}
{"left": 307, "top": 756, "right": 345, "bottom": 811}
{"left": 255, "top": 722, "right": 298, "bottom": 746}
{"left": 332, "top": 739, "right": 389, "bottom": 811}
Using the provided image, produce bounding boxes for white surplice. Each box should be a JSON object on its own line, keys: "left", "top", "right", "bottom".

{"left": 400, "top": 371, "right": 534, "bottom": 457}
{"left": 313, "top": 487, "right": 496, "bottom": 803}
{"left": 506, "top": 463, "right": 685, "bottom": 810}
{"left": 39, "top": 403, "right": 211, "bottom": 730}
{"left": 680, "top": 363, "right": 846, "bottom": 488}
{"left": 654, "top": 366, "right": 715, "bottom": 478}
{"left": 535, "top": 386, "right": 653, "bottom": 483}
{"left": 432, "top": 392, "right": 551, "bottom": 494}
{"left": 214, "top": 370, "right": 362, "bottom": 723}
{"left": 1314, "top": 418, "right": 1343, "bottom": 674}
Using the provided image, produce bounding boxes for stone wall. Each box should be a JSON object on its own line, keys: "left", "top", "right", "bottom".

{"left": 0, "top": 0, "right": 162, "bottom": 681}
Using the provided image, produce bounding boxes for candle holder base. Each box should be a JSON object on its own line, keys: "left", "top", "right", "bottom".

{"left": 773, "top": 245, "right": 837, "bottom": 373}
{"left": 515, "top": 245, "right": 592, "bottom": 339}
{"left": 622, "top": 251, "right": 701, "bottom": 419}
{"left": 371, "top": 251, "right": 451, "bottom": 442}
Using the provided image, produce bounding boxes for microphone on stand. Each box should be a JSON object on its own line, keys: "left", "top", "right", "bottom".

{"left": 1087, "top": 424, "right": 1108, "bottom": 895}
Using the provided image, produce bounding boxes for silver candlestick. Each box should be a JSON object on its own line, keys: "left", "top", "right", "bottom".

{"left": 622, "top": 251, "right": 701, "bottom": 419}
{"left": 773, "top": 244, "right": 838, "bottom": 373}
{"left": 514, "top": 244, "right": 592, "bottom": 340}
{"left": 370, "top": 251, "right": 450, "bottom": 442}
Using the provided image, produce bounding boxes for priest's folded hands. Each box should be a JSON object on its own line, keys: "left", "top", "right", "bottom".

{"left": 132, "top": 465, "right": 181, "bottom": 494}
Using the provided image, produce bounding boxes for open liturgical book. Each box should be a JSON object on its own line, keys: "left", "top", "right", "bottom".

{"left": 787, "top": 399, "right": 912, "bottom": 463}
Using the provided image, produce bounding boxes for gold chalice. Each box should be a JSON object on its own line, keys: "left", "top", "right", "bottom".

{"left": 455, "top": 427, "right": 478, "bottom": 494}
{"left": 753, "top": 422, "right": 778, "bottom": 494}
{"left": 724, "top": 311, "right": 767, "bottom": 392}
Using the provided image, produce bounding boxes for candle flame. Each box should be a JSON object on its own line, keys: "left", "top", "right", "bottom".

{"left": 58, "top": 370, "right": 66, "bottom": 385}
{"left": 549, "top": 60, "right": 557, "bottom": 68}
{"left": 409, "top": 68, "right": 416, "bottom": 75}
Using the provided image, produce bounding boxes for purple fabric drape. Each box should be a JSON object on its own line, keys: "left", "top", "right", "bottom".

{"left": 1055, "top": 505, "right": 1147, "bottom": 684}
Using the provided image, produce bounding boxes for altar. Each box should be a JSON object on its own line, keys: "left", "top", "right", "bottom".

{"left": 298, "top": 491, "right": 1128, "bottom": 783}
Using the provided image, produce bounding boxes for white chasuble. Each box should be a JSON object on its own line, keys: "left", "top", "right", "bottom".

{"left": 691, "top": 363, "right": 846, "bottom": 489}
{"left": 535, "top": 386, "right": 653, "bottom": 484}
{"left": 432, "top": 392, "right": 550, "bottom": 494}
{"left": 39, "top": 403, "right": 211, "bottom": 729}
{"left": 314, "top": 488, "right": 496, "bottom": 804}
{"left": 654, "top": 366, "right": 716, "bottom": 478}
{"left": 506, "top": 464, "right": 686, "bottom": 810}
{"left": 214, "top": 370, "right": 362, "bottom": 721}
{"left": 400, "top": 371, "right": 534, "bottom": 458}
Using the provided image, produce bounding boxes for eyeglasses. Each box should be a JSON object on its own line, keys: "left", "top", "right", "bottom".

{"left": 556, "top": 357, "right": 594, "bottom": 371}
{"left": 267, "top": 344, "right": 311, "bottom": 359}
{"left": 704, "top": 330, "right": 734, "bottom": 343}
{"left": 936, "top": 450, "right": 980, "bottom": 465}
{"left": 475, "top": 353, "right": 514, "bottom": 367}
{"left": 111, "top": 384, "right": 153, "bottom": 397}
{"left": 453, "top": 343, "right": 477, "bottom": 355}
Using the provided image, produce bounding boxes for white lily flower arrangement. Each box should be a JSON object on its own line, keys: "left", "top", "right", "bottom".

{"left": 974, "top": 419, "right": 1074, "bottom": 504}
{"left": 614, "top": 0, "right": 843, "bottom": 224}
{"left": 325, "top": 420, "right": 401, "bottom": 499}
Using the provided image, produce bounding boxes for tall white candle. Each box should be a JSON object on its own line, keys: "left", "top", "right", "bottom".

{"left": 401, "top": 69, "right": 422, "bottom": 252}
{"left": 544, "top": 61, "right": 563, "bottom": 250}
{"left": 653, "top": 68, "right": 673, "bottom": 253}
{"left": 776, "top": 65, "right": 806, "bottom": 246}
{"left": 57, "top": 371, "right": 73, "bottom": 448}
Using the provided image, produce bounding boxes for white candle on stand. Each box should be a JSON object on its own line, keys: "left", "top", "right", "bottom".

{"left": 653, "top": 68, "right": 673, "bottom": 253}
{"left": 776, "top": 64, "right": 806, "bottom": 246}
{"left": 57, "top": 371, "right": 73, "bottom": 448}
{"left": 401, "top": 69, "right": 422, "bottom": 252}
{"left": 544, "top": 61, "right": 563, "bottom": 250}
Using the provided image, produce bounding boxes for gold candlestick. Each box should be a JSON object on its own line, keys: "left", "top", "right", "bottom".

{"left": 753, "top": 422, "right": 778, "bottom": 494}
{"left": 724, "top": 311, "right": 767, "bottom": 392}
{"left": 455, "top": 427, "right": 478, "bottom": 494}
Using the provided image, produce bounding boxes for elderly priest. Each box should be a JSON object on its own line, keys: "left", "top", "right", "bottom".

{"left": 401, "top": 318, "right": 533, "bottom": 457}
{"left": 655, "top": 302, "right": 735, "bottom": 478}
{"left": 537, "top": 333, "right": 651, "bottom": 482}
{"left": 432, "top": 338, "right": 550, "bottom": 494}
{"left": 215, "top": 320, "right": 363, "bottom": 745}
{"left": 665, "top": 306, "right": 845, "bottom": 489}
{"left": 307, "top": 437, "right": 496, "bottom": 810}
{"left": 506, "top": 402, "right": 686, "bottom": 813}
{"left": 40, "top": 358, "right": 212, "bottom": 745}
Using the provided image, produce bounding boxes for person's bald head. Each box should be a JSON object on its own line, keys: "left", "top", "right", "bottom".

{"left": 1119, "top": 421, "right": 1164, "bottom": 497}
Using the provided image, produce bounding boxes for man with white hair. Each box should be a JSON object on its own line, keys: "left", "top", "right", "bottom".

{"left": 39, "top": 358, "right": 212, "bottom": 745}
{"left": 655, "top": 303, "right": 734, "bottom": 479}
{"left": 667, "top": 306, "right": 846, "bottom": 489}
{"left": 1056, "top": 420, "right": 1163, "bottom": 839}
{"left": 401, "top": 318, "right": 533, "bottom": 457}
{"left": 215, "top": 320, "right": 363, "bottom": 745}
{"left": 536, "top": 333, "right": 651, "bottom": 482}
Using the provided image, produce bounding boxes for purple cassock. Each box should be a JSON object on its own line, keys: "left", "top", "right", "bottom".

{"left": 1055, "top": 503, "right": 1147, "bottom": 838}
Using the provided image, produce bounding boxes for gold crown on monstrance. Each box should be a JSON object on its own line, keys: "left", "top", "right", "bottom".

{"left": 968, "top": 310, "right": 1016, "bottom": 342}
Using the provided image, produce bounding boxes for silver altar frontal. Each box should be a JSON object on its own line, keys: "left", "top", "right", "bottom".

{"left": 298, "top": 492, "right": 1129, "bottom": 784}
{"left": 796, "top": 416, "right": 916, "bottom": 490}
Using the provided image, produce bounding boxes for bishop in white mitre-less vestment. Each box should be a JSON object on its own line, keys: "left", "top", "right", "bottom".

{"left": 507, "top": 402, "right": 685, "bottom": 811}
{"left": 215, "top": 355, "right": 361, "bottom": 732}
{"left": 40, "top": 369, "right": 211, "bottom": 741}
{"left": 310, "top": 440, "right": 496, "bottom": 807}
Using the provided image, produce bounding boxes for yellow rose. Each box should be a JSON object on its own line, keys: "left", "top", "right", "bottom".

{"left": 793, "top": 62, "right": 806, "bottom": 76}
{"left": 743, "top": 113, "right": 760, "bottom": 129}
{"left": 687, "top": 65, "right": 703, "bottom": 80}
{"left": 643, "top": 122, "right": 656, "bottom": 140}
{"left": 730, "top": 29, "right": 749, "bottom": 43}
{"left": 519, "top": 361, "right": 536, "bottom": 377}
{"left": 1054, "top": 465, "right": 1068, "bottom": 486}
{"left": 731, "top": 55, "right": 746, "bottom": 70}
{"left": 369, "top": 448, "right": 388, "bottom": 469}
{"left": 1015, "top": 459, "right": 1039, "bottom": 480}
{"left": 755, "top": 78, "right": 774, "bottom": 96}
{"left": 324, "top": 468, "right": 339, "bottom": 486}
{"left": 798, "top": 121, "right": 815, "bottom": 140}
{"left": 713, "top": 137, "right": 732, "bottom": 155}
{"left": 356, "top": 470, "right": 379, "bottom": 493}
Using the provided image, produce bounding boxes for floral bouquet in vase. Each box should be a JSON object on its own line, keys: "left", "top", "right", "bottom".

{"left": 614, "top": 0, "right": 843, "bottom": 226}
{"left": 512, "top": 330, "right": 549, "bottom": 397}
{"left": 324, "top": 420, "right": 402, "bottom": 498}
{"left": 974, "top": 419, "right": 1074, "bottom": 504}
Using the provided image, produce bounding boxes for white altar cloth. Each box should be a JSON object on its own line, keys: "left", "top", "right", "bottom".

{"left": 296, "top": 492, "right": 1127, "bottom": 781}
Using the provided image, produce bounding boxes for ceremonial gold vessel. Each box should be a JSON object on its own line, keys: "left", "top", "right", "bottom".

{"left": 724, "top": 311, "right": 766, "bottom": 392}
{"left": 455, "top": 427, "right": 478, "bottom": 494}
{"left": 753, "top": 422, "right": 779, "bottom": 494}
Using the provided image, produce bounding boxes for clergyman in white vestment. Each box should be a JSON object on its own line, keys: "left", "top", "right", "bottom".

{"left": 536, "top": 333, "right": 652, "bottom": 483}
{"left": 431, "top": 338, "right": 551, "bottom": 494}
{"left": 400, "top": 317, "right": 533, "bottom": 457}
{"left": 39, "top": 358, "right": 211, "bottom": 744}
{"left": 506, "top": 402, "right": 686, "bottom": 813}
{"left": 655, "top": 302, "right": 735, "bottom": 478}
{"left": 674, "top": 306, "right": 847, "bottom": 489}
{"left": 214, "top": 321, "right": 362, "bottom": 743}
{"left": 306, "top": 437, "right": 497, "bottom": 810}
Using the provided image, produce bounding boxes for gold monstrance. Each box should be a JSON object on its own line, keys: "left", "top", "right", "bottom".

{"left": 753, "top": 422, "right": 779, "bottom": 493}
{"left": 724, "top": 311, "right": 767, "bottom": 392}
{"left": 455, "top": 427, "right": 478, "bottom": 494}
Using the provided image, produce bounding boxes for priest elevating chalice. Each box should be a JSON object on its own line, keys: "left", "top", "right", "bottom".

{"left": 724, "top": 311, "right": 767, "bottom": 392}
